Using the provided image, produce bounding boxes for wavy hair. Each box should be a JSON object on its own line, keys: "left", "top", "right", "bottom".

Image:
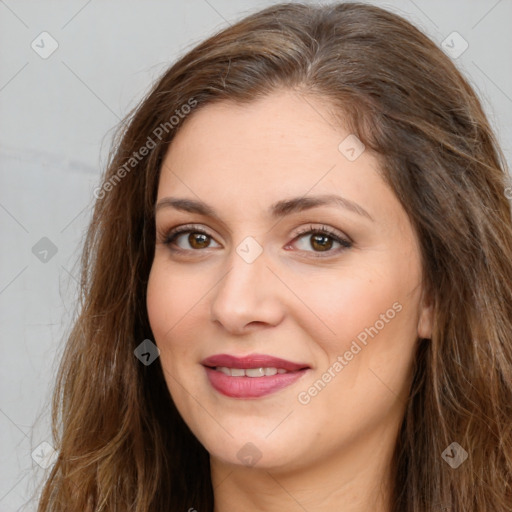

{"left": 38, "top": 2, "right": 512, "bottom": 510}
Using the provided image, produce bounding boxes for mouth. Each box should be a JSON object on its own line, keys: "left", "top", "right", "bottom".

{"left": 211, "top": 366, "right": 292, "bottom": 377}
{"left": 201, "top": 353, "right": 311, "bottom": 399}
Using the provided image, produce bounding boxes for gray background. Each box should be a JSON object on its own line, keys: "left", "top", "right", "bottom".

{"left": 1, "top": 0, "right": 511, "bottom": 510}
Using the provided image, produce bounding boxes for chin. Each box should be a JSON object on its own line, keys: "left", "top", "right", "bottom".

{"left": 201, "top": 428, "right": 309, "bottom": 471}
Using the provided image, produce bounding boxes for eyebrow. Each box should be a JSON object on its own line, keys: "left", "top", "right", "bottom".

{"left": 155, "top": 194, "right": 374, "bottom": 222}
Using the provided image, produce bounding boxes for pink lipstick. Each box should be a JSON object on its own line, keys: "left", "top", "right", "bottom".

{"left": 201, "top": 353, "right": 310, "bottom": 398}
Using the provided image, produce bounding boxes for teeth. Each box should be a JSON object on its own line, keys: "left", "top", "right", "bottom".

{"left": 246, "top": 368, "right": 265, "bottom": 377}
{"left": 215, "top": 367, "right": 289, "bottom": 377}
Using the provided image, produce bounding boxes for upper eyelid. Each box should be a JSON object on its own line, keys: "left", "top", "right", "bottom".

{"left": 161, "top": 223, "right": 348, "bottom": 239}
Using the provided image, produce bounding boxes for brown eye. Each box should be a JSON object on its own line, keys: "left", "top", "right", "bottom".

{"left": 309, "top": 233, "right": 334, "bottom": 252}
{"left": 163, "top": 226, "right": 221, "bottom": 251}
{"left": 291, "top": 225, "right": 352, "bottom": 256}
{"left": 187, "top": 232, "right": 211, "bottom": 249}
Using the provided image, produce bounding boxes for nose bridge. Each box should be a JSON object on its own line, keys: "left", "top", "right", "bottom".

{"left": 210, "top": 237, "right": 284, "bottom": 331}
{"left": 215, "top": 238, "right": 268, "bottom": 306}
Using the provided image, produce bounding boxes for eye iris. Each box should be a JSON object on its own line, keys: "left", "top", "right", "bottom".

{"left": 189, "top": 233, "right": 210, "bottom": 249}
{"left": 311, "top": 233, "right": 333, "bottom": 251}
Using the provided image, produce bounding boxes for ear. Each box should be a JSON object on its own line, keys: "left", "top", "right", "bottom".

{"left": 417, "top": 286, "right": 434, "bottom": 339}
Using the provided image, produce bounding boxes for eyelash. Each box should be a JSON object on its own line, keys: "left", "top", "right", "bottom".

{"left": 160, "top": 223, "right": 352, "bottom": 258}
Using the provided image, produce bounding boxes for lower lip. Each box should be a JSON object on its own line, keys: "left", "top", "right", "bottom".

{"left": 204, "top": 367, "right": 309, "bottom": 398}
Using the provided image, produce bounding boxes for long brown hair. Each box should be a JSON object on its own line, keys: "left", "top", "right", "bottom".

{"left": 38, "top": 2, "right": 512, "bottom": 510}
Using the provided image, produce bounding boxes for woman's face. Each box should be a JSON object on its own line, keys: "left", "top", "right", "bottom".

{"left": 147, "top": 90, "right": 432, "bottom": 473}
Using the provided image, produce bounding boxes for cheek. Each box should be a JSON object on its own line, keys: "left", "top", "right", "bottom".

{"left": 294, "top": 270, "right": 418, "bottom": 430}
{"left": 146, "top": 261, "right": 200, "bottom": 352}
{"left": 291, "top": 256, "right": 421, "bottom": 412}
{"left": 146, "top": 262, "right": 207, "bottom": 409}
{"left": 295, "top": 261, "right": 416, "bottom": 350}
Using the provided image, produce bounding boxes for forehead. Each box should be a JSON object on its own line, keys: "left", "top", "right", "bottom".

{"left": 163, "top": 90, "right": 344, "bottom": 173}
{"left": 156, "top": 90, "right": 394, "bottom": 222}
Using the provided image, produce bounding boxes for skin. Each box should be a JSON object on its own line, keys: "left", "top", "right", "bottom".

{"left": 146, "top": 89, "right": 433, "bottom": 512}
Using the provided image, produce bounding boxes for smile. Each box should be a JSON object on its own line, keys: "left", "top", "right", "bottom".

{"left": 214, "top": 366, "right": 289, "bottom": 377}
{"left": 201, "top": 353, "right": 311, "bottom": 398}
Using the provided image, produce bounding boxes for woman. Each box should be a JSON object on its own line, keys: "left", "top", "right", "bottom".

{"left": 38, "top": 2, "right": 512, "bottom": 511}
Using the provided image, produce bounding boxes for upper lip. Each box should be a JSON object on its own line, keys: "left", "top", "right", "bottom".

{"left": 201, "top": 353, "right": 310, "bottom": 371}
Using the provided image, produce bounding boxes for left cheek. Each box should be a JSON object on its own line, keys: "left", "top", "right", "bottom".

{"left": 302, "top": 272, "right": 400, "bottom": 348}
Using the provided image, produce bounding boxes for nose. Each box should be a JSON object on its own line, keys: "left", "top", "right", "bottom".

{"left": 209, "top": 242, "right": 286, "bottom": 335}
